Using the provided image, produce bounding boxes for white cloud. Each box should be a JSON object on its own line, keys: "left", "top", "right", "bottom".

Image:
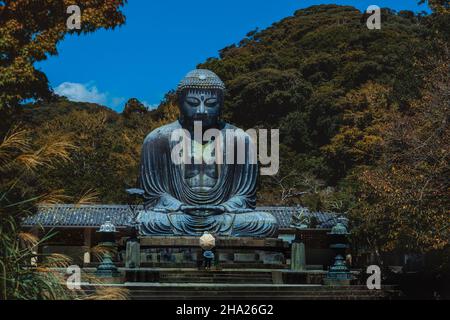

{"left": 54, "top": 82, "right": 159, "bottom": 111}
{"left": 54, "top": 82, "right": 108, "bottom": 105}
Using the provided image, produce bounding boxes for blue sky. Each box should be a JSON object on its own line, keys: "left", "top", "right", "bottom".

{"left": 37, "top": 1, "right": 431, "bottom": 111}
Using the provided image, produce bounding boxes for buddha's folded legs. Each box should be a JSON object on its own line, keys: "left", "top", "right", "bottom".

{"left": 138, "top": 210, "right": 173, "bottom": 236}
{"left": 232, "top": 211, "right": 279, "bottom": 238}
{"left": 138, "top": 210, "right": 278, "bottom": 238}
{"left": 138, "top": 211, "right": 233, "bottom": 236}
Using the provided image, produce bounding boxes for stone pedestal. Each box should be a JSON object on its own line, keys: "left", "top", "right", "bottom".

{"left": 96, "top": 250, "right": 120, "bottom": 278}
{"left": 291, "top": 242, "right": 306, "bottom": 271}
{"left": 131, "top": 237, "right": 289, "bottom": 269}
{"left": 325, "top": 255, "right": 353, "bottom": 286}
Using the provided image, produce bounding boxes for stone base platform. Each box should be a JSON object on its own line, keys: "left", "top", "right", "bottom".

{"left": 138, "top": 237, "right": 286, "bottom": 248}
{"left": 121, "top": 237, "right": 290, "bottom": 269}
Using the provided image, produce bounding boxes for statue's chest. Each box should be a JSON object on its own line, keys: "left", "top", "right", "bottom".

{"left": 183, "top": 140, "right": 219, "bottom": 191}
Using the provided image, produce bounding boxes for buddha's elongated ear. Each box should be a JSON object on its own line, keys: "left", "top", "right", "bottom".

{"left": 177, "top": 88, "right": 188, "bottom": 108}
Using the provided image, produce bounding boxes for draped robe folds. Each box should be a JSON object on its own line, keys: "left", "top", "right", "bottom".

{"left": 137, "top": 121, "right": 279, "bottom": 237}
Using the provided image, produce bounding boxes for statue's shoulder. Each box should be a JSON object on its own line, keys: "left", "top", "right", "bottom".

{"left": 144, "top": 121, "right": 181, "bottom": 144}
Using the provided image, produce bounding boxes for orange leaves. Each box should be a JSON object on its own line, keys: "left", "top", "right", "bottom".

{"left": 426, "top": 0, "right": 450, "bottom": 14}
{"left": 350, "top": 54, "right": 450, "bottom": 254}
{"left": 323, "top": 81, "right": 395, "bottom": 171}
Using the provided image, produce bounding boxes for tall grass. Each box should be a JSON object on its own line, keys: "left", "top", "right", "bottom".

{"left": 0, "top": 127, "right": 128, "bottom": 300}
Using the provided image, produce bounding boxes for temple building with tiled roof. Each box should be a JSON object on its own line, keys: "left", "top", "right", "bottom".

{"left": 22, "top": 204, "right": 344, "bottom": 269}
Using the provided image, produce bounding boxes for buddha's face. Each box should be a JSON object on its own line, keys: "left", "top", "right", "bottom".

{"left": 179, "top": 89, "right": 222, "bottom": 128}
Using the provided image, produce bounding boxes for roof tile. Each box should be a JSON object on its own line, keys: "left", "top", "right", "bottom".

{"left": 22, "top": 205, "right": 340, "bottom": 229}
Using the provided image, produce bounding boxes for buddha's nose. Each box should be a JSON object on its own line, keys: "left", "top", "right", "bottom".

{"left": 197, "top": 101, "right": 207, "bottom": 115}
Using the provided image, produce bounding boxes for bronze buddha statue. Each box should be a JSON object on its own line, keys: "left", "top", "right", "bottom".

{"left": 137, "top": 69, "right": 278, "bottom": 237}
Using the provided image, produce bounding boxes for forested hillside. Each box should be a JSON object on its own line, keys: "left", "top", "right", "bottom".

{"left": 200, "top": 5, "right": 436, "bottom": 187}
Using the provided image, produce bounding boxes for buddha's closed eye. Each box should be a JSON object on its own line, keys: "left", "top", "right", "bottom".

{"left": 205, "top": 98, "right": 218, "bottom": 107}
{"left": 186, "top": 97, "right": 200, "bottom": 107}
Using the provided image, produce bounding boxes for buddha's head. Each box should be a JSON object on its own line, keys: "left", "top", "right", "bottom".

{"left": 177, "top": 69, "right": 225, "bottom": 128}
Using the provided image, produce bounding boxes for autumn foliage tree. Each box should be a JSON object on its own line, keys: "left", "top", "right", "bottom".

{"left": 0, "top": 0, "right": 126, "bottom": 131}
{"left": 123, "top": 98, "right": 148, "bottom": 117}
{"left": 323, "top": 82, "right": 395, "bottom": 179}
{"left": 349, "top": 46, "right": 449, "bottom": 267}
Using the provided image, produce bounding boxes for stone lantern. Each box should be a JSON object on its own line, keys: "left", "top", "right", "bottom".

{"left": 96, "top": 218, "right": 120, "bottom": 278}
{"left": 325, "top": 217, "right": 353, "bottom": 285}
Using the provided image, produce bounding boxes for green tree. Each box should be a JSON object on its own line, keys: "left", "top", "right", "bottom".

{"left": 123, "top": 98, "right": 148, "bottom": 117}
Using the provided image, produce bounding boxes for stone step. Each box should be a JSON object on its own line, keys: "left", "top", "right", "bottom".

{"left": 82, "top": 286, "right": 399, "bottom": 300}
{"left": 138, "top": 263, "right": 290, "bottom": 269}
{"left": 129, "top": 295, "right": 390, "bottom": 301}
{"left": 159, "top": 276, "right": 273, "bottom": 279}
{"left": 159, "top": 272, "right": 273, "bottom": 276}
{"left": 124, "top": 283, "right": 395, "bottom": 294}
{"left": 84, "top": 284, "right": 398, "bottom": 289}
{"left": 121, "top": 285, "right": 397, "bottom": 291}
{"left": 159, "top": 276, "right": 274, "bottom": 279}
{"left": 159, "top": 279, "right": 273, "bottom": 284}
{"left": 82, "top": 284, "right": 401, "bottom": 301}
{"left": 128, "top": 290, "right": 385, "bottom": 297}
{"left": 159, "top": 275, "right": 273, "bottom": 278}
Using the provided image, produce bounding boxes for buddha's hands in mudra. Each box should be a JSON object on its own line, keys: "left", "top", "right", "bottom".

{"left": 180, "top": 205, "right": 226, "bottom": 214}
